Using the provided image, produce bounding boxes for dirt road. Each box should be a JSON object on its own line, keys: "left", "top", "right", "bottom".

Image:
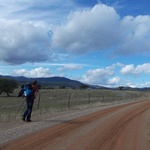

{"left": 1, "top": 100, "right": 150, "bottom": 150}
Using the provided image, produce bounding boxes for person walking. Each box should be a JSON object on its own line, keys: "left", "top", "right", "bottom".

{"left": 22, "top": 80, "right": 37, "bottom": 122}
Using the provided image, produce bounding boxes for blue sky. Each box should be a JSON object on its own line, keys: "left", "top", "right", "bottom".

{"left": 0, "top": 0, "right": 150, "bottom": 87}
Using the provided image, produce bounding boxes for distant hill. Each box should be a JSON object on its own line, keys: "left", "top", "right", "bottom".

{"left": 0, "top": 75, "right": 88, "bottom": 89}
{"left": 0, "top": 75, "right": 149, "bottom": 90}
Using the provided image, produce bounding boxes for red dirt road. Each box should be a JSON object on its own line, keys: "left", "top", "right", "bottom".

{"left": 1, "top": 100, "right": 150, "bottom": 150}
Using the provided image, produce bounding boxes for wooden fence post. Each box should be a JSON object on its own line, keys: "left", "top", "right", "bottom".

{"left": 113, "top": 95, "right": 115, "bottom": 101}
{"left": 68, "top": 93, "right": 71, "bottom": 108}
{"left": 102, "top": 95, "right": 104, "bottom": 103}
{"left": 37, "top": 93, "right": 41, "bottom": 109}
{"left": 88, "top": 93, "right": 91, "bottom": 104}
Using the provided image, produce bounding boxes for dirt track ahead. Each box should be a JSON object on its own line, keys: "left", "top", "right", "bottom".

{"left": 1, "top": 100, "right": 150, "bottom": 150}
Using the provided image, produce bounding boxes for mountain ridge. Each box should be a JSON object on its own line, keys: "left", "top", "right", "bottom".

{"left": 0, "top": 75, "right": 149, "bottom": 90}
{"left": 0, "top": 75, "right": 89, "bottom": 89}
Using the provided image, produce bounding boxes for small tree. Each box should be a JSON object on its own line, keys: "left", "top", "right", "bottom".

{"left": 0, "top": 78, "right": 18, "bottom": 96}
{"left": 80, "top": 84, "right": 89, "bottom": 89}
{"left": 118, "top": 86, "right": 124, "bottom": 90}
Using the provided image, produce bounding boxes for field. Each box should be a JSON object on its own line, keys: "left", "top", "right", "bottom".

{"left": 0, "top": 88, "right": 149, "bottom": 122}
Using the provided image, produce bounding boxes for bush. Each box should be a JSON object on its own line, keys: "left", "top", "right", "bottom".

{"left": 0, "top": 78, "right": 18, "bottom": 96}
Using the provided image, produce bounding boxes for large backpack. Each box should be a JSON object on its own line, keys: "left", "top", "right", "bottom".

{"left": 25, "top": 87, "right": 33, "bottom": 97}
{"left": 18, "top": 84, "right": 33, "bottom": 97}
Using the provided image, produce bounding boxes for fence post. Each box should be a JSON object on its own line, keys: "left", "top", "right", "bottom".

{"left": 88, "top": 93, "right": 91, "bottom": 104}
{"left": 102, "top": 95, "right": 104, "bottom": 103}
{"left": 68, "top": 93, "right": 71, "bottom": 108}
{"left": 37, "top": 93, "right": 41, "bottom": 109}
{"left": 113, "top": 94, "right": 115, "bottom": 102}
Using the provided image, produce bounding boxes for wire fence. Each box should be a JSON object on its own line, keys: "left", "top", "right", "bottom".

{"left": 37, "top": 89, "right": 149, "bottom": 109}
{"left": 0, "top": 89, "right": 150, "bottom": 122}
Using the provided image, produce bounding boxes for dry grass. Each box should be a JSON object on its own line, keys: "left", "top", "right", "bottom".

{"left": 0, "top": 88, "right": 149, "bottom": 122}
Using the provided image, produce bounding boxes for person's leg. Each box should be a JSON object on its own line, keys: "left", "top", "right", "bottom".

{"left": 26, "top": 101, "right": 34, "bottom": 121}
{"left": 22, "top": 99, "right": 30, "bottom": 121}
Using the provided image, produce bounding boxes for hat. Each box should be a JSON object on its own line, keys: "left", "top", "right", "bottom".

{"left": 32, "top": 80, "right": 37, "bottom": 85}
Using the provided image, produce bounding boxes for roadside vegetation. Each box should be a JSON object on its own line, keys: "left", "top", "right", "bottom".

{"left": 0, "top": 87, "right": 149, "bottom": 122}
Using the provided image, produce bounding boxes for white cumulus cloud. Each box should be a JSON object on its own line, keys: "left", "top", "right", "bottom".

{"left": 51, "top": 3, "right": 150, "bottom": 57}
{"left": 108, "top": 77, "right": 121, "bottom": 85}
{"left": 81, "top": 66, "right": 114, "bottom": 85}
{"left": 51, "top": 4, "right": 121, "bottom": 53}
{"left": 0, "top": 19, "right": 51, "bottom": 64}
{"left": 12, "top": 67, "right": 54, "bottom": 77}
{"left": 120, "top": 63, "right": 150, "bottom": 75}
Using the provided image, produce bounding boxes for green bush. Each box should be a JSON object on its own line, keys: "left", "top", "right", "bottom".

{"left": 0, "top": 78, "right": 18, "bottom": 96}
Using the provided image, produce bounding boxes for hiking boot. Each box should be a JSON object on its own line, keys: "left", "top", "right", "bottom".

{"left": 27, "top": 119, "right": 32, "bottom": 122}
{"left": 22, "top": 118, "right": 25, "bottom": 121}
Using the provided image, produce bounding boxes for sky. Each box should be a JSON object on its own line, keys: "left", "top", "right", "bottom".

{"left": 0, "top": 0, "right": 150, "bottom": 88}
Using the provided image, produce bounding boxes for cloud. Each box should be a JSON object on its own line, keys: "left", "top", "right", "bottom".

{"left": 12, "top": 67, "right": 54, "bottom": 77}
{"left": 50, "top": 53, "right": 69, "bottom": 62}
{"left": 108, "top": 76, "right": 120, "bottom": 85}
{"left": 120, "top": 64, "right": 135, "bottom": 75}
{"left": 120, "top": 63, "right": 150, "bottom": 75}
{"left": 51, "top": 3, "right": 150, "bottom": 56}
{"left": 1, "top": 2, "right": 150, "bottom": 65}
{"left": 81, "top": 66, "right": 114, "bottom": 85}
{"left": 79, "top": 64, "right": 131, "bottom": 87}
{"left": 10, "top": 62, "right": 150, "bottom": 87}
{"left": 80, "top": 63, "right": 147, "bottom": 87}
{"left": 51, "top": 4, "right": 121, "bottom": 53}
{"left": 138, "top": 81, "right": 150, "bottom": 88}
{"left": 0, "top": 0, "right": 77, "bottom": 23}
{"left": 0, "top": 19, "right": 51, "bottom": 64}
{"left": 57, "top": 64, "right": 83, "bottom": 71}
{"left": 115, "top": 15, "right": 150, "bottom": 55}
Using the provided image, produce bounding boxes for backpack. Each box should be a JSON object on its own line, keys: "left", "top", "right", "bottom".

{"left": 18, "top": 83, "right": 33, "bottom": 97}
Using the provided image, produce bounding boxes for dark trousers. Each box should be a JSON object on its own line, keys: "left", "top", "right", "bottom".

{"left": 23, "top": 99, "right": 34, "bottom": 121}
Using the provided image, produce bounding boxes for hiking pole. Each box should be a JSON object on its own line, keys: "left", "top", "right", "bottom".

{"left": 37, "top": 93, "right": 41, "bottom": 109}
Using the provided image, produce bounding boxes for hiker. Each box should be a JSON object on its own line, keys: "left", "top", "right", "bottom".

{"left": 22, "top": 80, "right": 37, "bottom": 122}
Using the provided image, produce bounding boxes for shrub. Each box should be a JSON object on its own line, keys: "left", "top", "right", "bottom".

{"left": 0, "top": 78, "right": 18, "bottom": 96}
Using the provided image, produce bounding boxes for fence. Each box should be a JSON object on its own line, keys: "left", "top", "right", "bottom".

{"left": 0, "top": 89, "right": 149, "bottom": 122}
{"left": 35, "top": 89, "right": 149, "bottom": 110}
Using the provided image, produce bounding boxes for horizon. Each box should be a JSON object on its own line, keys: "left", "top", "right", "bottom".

{"left": 1, "top": 74, "right": 150, "bottom": 89}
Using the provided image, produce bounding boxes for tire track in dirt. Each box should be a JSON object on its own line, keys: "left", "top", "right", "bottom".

{"left": 80, "top": 101, "right": 150, "bottom": 150}
{"left": 1, "top": 100, "right": 150, "bottom": 150}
